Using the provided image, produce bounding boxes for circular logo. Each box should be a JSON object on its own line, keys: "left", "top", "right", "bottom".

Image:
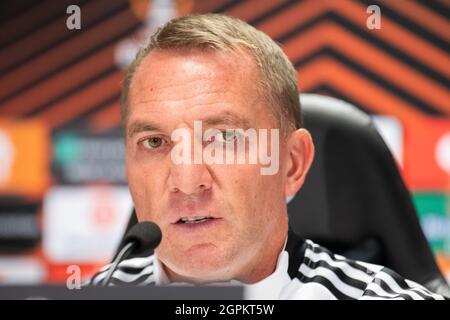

{"left": 0, "top": 129, "right": 14, "bottom": 185}
{"left": 435, "top": 132, "right": 450, "bottom": 175}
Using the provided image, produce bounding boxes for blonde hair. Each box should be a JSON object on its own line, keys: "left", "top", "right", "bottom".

{"left": 121, "top": 13, "right": 302, "bottom": 131}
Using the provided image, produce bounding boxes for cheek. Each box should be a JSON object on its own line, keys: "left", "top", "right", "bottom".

{"left": 219, "top": 164, "right": 284, "bottom": 218}
{"left": 126, "top": 156, "right": 144, "bottom": 198}
{"left": 126, "top": 169, "right": 147, "bottom": 220}
{"left": 216, "top": 164, "right": 264, "bottom": 216}
{"left": 126, "top": 155, "right": 166, "bottom": 218}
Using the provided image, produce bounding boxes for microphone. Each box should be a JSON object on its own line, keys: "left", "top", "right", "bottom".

{"left": 101, "top": 221, "right": 162, "bottom": 286}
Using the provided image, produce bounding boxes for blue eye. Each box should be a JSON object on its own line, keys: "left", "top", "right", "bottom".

{"left": 218, "top": 130, "right": 238, "bottom": 142}
{"left": 142, "top": 136, "right": 163, "bottom": 149}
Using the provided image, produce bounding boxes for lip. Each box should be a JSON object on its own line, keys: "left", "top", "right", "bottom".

{"left": 170, "top": 213, "right": 220, "bottom": 224}
{"left": 169, "top": 217, "right": 223, "bottom": 233}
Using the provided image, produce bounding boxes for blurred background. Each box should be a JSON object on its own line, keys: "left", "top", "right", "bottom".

{"left": 0, "top": 0, "right": 448, "bottom": 285}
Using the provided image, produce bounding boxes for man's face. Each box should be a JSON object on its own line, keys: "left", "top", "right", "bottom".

{"left": 126, "top": 49, "right": 289, "bottom": 283}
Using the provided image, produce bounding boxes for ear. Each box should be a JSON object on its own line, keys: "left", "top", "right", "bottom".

{"left": 284, "top": 129, "right": 315, "bottom": 197}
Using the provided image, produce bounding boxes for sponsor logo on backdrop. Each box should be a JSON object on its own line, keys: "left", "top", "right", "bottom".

{"left": 404, "top": 118, "right": 450, "bottom": 190}
{"left": 43, "top": 186, "right": 132, "bottom": 263}
{"left": 53, "top": 130, "right": 126, "bottom": 184}
{"left": 0, "top": 120, "right": 49, "bottom": 196}
{"left": 0, "top": 257, "right": 46, "bottom": 284}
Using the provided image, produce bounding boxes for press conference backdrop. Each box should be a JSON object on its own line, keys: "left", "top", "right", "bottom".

{"left": 0, "top": 0, "right": 448, "bottom": 285}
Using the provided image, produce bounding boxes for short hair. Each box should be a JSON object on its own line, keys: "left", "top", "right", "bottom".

{"left": 121, "top": 13, "right": 302, "bottom": 131}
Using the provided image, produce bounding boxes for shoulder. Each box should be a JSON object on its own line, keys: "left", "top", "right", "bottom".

{"left": 293, "top": 239, "right": 444, "bottom": 300}
{"left": 89, "top": 254, "right": 157, "bottom": 286}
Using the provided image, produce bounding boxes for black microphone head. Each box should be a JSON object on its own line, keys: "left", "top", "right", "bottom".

{"left": 124, "top": 221, "right": 162, "bottom": 255}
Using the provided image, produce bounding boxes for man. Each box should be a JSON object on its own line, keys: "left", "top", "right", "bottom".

{"left": 91, "top": 14, "right": 444, "bottom": 300}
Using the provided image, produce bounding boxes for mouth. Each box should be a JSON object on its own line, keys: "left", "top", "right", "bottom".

{"left": 175, "top": 216, "right": 216, "bottom": 224}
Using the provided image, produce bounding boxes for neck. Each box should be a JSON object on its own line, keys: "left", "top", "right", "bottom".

{"left": 235, "top": 232, "right": 287, "bottom": 284}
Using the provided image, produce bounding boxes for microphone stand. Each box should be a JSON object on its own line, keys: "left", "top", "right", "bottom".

{"left": 101, "top": 241, "right": 136, "bottom": 286}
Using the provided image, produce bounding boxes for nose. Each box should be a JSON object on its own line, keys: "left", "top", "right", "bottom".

{"left": 168, "top": 162, "right": 212, "bottom": 195}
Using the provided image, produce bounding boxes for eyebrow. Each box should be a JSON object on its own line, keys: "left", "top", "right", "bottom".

{"left": 126, "top": 111, "right": 252, "bottom": 138}
{"left": 127, "top": 121, "right": 163, "bottom": 138}
{"left": 201, "top": 111, "right": 251, "bottom": 129}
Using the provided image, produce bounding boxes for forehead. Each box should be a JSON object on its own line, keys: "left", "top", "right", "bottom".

{"left": 131, "top": 48, "right": 258, "bottom": 91}
{"left": 127, "top": 49, "right": 268, "bottom": 124}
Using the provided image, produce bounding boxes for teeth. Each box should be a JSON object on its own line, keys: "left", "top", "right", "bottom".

{"left": 180, "top": 217, "right": 211, "bottom": 224}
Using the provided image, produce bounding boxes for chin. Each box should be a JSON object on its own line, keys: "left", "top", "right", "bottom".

{"left": 164, "top": 243, "right": 235, "bottom": 283}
